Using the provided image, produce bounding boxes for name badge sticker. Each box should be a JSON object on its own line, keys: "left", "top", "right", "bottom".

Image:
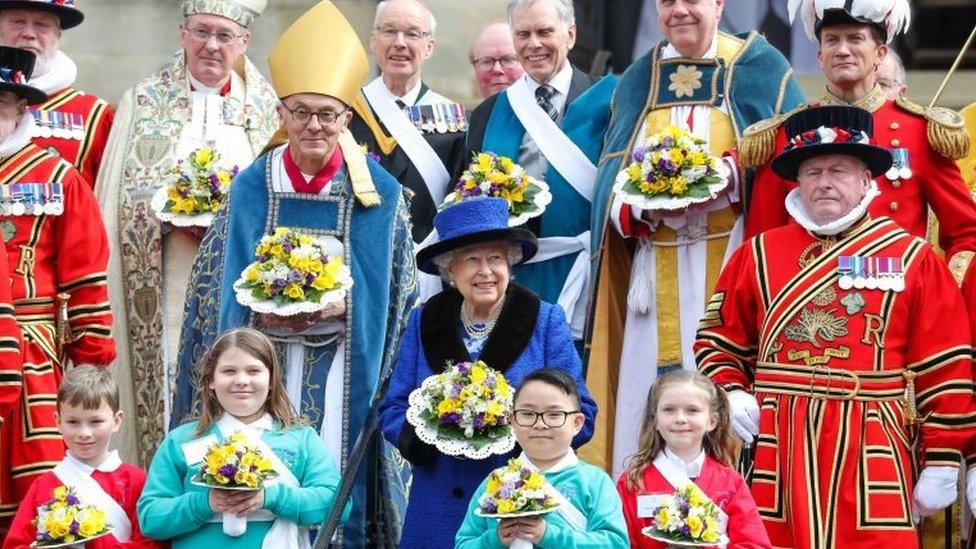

{"left": 637, "top": 493, "right": 671, "bottom": 518}
{"left": 181, "top": 434, "right": 217, "bottom": 465}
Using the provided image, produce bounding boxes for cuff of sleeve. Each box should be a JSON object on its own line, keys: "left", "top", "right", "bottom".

{"left": 397, "top": 422, "right": 437, "bottom": 466}
{"left": 538, "top": 520, "right": 563, "bottom": 548}
{"left": 263, "top": 483, "right": 284, "bottom": 514}
{"left": 189, "top": 491, "right": 216, "bottom": 524}
{"left": 924, "top": 448, "right": 963, "bottom": 468}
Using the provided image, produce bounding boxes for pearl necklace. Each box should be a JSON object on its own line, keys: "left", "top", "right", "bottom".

{"left": 461, "top": 298, "right": 505, "bottom": 340}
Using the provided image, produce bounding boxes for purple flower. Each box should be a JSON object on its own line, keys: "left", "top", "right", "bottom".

{"left": 632, "top": 146, "right": 647, "bottom": 163}
{"left": 219, "top": 464, "right": 237, "bottom": 478}
{"left": 499, "top": 485, "right": 514, "bottom": 499}
{"left": 367, "top": 151, "right": 382, "bottom": 163}
{"left": 70, "top": 520, "right": 79, "bottom": 534}
{"left": 287, "top": 270, "right": 303, "bottom": 283}
{"left": 661, "top": 136, "right": 674, "bottom": 148}
{"left": 485, "top": 375, "right": 496, "bottom": 388}
{"left": 282, "top": 240, "right": 294, "bottom": 253}
{"left": 473, "top": 413, "right": 486, "bottom": 429}
{"left": 457, "top": 362, "right": 471, "bottom": 375}
{"left": 482, "top": 501, "right": 497, "bottom": 513}
{"left": 66, "top": 494, "right": 79, "bottom": 506}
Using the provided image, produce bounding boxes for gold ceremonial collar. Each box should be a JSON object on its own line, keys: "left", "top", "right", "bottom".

{"left": 819, "top": 84, "right": 887, "bottom": 113}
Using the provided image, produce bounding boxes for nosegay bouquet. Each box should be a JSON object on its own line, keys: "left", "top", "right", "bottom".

{"left": 443, "top": 152, "right": 552, "bottom": 226}
{"left": 151, "top": 146, "right": 239, "bottom": 227}
{"left": 233, "top": 227, "right": 353, "bottom": 316}
{"left": 474, "top": 458, "right": 560, "bottom": 518}
{"left": 32, "top": 485, "right": 112, "bottom": 547}
{"left": 191, "top": 431, "right": 279, "bottom": 537}
{"left": 613, "top": 124, "right": 729, "bottom": 211}
{"left": 641, "top": 483, "right": 727, "bottom": 547}
{"left": 406, "top": 360, "right": 515, "bottom": 459}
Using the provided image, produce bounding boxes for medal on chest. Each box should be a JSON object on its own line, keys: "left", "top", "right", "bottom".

{"left": 30, "top": 108, "right": 85, "bottom": 141}
{"left": 885, "top": 147, "right": 912, "bottom": 181}
{"left": 0, "top": 183, "right": 64, "bottom": 217}
{"left": 837, "top": 255, "right": 903, "bottom": 292}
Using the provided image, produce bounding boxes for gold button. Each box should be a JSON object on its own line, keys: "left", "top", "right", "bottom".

{"left": 890, "top": 201, "right": 899, "bottom": 211}
{"left": 890, "top": 121, "right": 900, "bottom": 130}
{"left": 891, "top": 180, "right": 901, "bottom": 189}
{"left": 891, "top": 139, "right": 900, "bottom": 147}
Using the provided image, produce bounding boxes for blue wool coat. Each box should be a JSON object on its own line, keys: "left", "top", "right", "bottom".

{"left": 378, "top": 285, "right": 597, "bottom": 548}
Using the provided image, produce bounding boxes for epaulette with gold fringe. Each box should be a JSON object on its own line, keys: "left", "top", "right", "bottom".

{"left": 895, "top": 96, "right": 971, "bottom": 160}
{"left": 739, "top": 104, "right": 808, "bottom": 168}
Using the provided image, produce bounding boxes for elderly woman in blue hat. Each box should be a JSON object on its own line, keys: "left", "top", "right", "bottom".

{"left": 379, "top": 197, "right": 597, "bottom": 548}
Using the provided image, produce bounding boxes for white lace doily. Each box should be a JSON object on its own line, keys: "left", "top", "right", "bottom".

{"left": 442, "top": 178, "right": 553, "bottom": 227}
{"left": 405, "top": 378, "right": 515, "bottom": 460}
{"left": 612, "top": 161, "right": 730, "bottom": 212}
{"left": 641, "top": 527, "right": 729, "bottom": 547}
{"left": 31, "top": 529, "right": 114, "bottom": 548}
{"left": 150, "top": 186, "right": 217, "bottom": 228}
{"left": 232, "top": 267, "right": 352, "bottom": 317}
{"left": 474, "top": 505, "right": 560, "bottom": 519}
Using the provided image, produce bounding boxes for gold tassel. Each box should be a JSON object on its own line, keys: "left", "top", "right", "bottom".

{"left": 926, "top": 107, "right": 971, "bottom": 160}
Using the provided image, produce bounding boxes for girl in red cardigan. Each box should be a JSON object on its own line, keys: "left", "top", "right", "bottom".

{"left": 616, "top": 370, "right": 770, "bottom": 548}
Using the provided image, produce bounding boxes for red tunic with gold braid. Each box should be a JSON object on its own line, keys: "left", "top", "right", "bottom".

{"left": 29, "top": 86, "right": 114, "bottom": 189}
{"left": 0, "top": 143, "right": 115, "bottom": 530}
{"left": 745, "top": 89, "right": 976, "bottom": 285}
{"left": 695, "top": 217, "right": 976, "bottom": 549}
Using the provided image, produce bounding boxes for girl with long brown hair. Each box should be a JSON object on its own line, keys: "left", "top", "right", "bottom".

{"left": 615, "top": 370, "right": 770, "bottom": 548}
{"left": 138, "top": 328, "right": 350, "bottom": 548}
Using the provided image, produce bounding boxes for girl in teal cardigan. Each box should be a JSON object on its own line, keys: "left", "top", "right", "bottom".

{"left": 137, "top": 328, "right": 350, "bottom": 547}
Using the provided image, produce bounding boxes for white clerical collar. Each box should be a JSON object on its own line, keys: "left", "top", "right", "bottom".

{"left": 663, "top": 447, "right": 706, "bottom": 478}
{"left": 785, "top": 180, "right": 880, "bottom": 236}
{"left": 519, "top": 449, "right": 579, "bottom": 474}
{"left": 187, "top": 71, "right": 227, "bottom": 95}
{"left": 523, "top": 60, "right": 573, "bottom": 99}
{"left": 64, "top": 449, "right": 123, "bottom": 474}
{"left": 0, "top": 112, "right": 35, "bottom": 159}
{"left": 217, "top": 412, "right": 274, "bottom": 434}
{"left": 29, "top": 50, "right": 77, "bottom": 95}
{"left": 662, "top": 31, "right": 719, "bottom": 60}
{"left": 374, "top": 75, "right": 423, "bottom": 107}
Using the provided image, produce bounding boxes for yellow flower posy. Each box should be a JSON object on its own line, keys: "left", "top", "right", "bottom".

{"left": 33, "top": 485, "right": 111, "bottom": 546}
{"left": 643, "top": 482, "right": 725, "bottom": 545}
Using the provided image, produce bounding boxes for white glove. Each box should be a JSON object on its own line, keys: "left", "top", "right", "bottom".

{"left": 965, "top": 467, "right": 976, "bottom": 516}
{"left": 726, "top": 390, "right": 760, "bottom": 444}
{"left": 913, "top": 466, "right": 959, "bottom": 522}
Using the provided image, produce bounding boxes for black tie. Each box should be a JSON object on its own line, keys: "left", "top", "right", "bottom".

{"left": 535, "top": 84, "right": 559, "bottom": 121}
{"left": 395, "top": 99, "right": 407, "bottom": 111}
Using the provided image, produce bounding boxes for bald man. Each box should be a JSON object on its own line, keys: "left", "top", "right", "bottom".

{"left": 469, "top": 21, "right": 524, "bottom": 98}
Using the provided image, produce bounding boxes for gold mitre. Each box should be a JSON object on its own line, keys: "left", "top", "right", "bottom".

{"left": 181, "top": 0, "right": 267, "bottom": 28}
{"left": 269, "top": 0, "right": 367, "bottom": 104}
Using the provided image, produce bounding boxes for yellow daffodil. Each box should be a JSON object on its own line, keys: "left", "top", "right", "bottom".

{"left": 524, "top": 472, "right": 544, "bottom": 490}
{"left": 498, "top": 157, "right": 515, "bottom": 173}
{"left": 283, "top": 283, "right": 305, "bottom": 300}
{"left": 669, "top": 176, "right": 688, "bottom": 195}
{"left": 437, "top": 397, "right": 460, "bottom": 415}
{"left": 194, "top": 147, "right": 214, "bottom": 166}
{"left": 53, "top": 486, "right": 68, "bottom": 501}
{"left": 486, "top": 476, "right": 500, "bottom": 494}
{"left": 487, "top": 171, "right": 510, "bottom": 185}
{"left": 77, "top": 509, "right": 107, "bottom": 538}
{"left": 626, "top": 163, "right": 644, "bottom": 182}
{"left": 685, "top": 515, "right": 704, "bottom": 538}
{"left": 655, "top": 506, "right": 672, "bottom": 528}
{"left": 470, "top": 364, "right": 487, "bottom": 384}
{"left": 476, "top": 153, "right": 493, "bottom": 173}
{"left": 497, "top": 499, "right": 516, "bottom": 514}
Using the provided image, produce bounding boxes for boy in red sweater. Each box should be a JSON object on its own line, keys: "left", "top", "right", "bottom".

{"left": 4, "top": 366, "right": 165, "bottom": 548}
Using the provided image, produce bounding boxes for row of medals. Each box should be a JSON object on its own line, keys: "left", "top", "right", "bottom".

{"left": 837, "top": 255, "right": 905, "bottom": 292}
{"left": 30, "top": 109, "right": 86, "bottom": 141}
{"left": 0, "top": 183, "right": 65, "bottom": 216}
{"left": 401, "top": 103, "right": 468, "bottom": 134}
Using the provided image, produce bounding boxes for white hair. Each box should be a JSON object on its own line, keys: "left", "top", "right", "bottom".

{"left": 507, "top": 0, "right": 575, "bottom": 27}
{"left": 431, "top": 243, "right": 523, "bottom": 282}
{"left": 374, "top": 0, "right": 437, "bottom": 36}
{"left": 882, "top": 49, "right": 906, "bottom": 85}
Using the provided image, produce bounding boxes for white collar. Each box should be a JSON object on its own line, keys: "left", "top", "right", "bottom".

{"left": 663, "top": 447, "right": 706, "bottom": 478}
{"left": 662, "top": 31, "right": 719, "bottom": 60}
{"left": 0, "top": 112, "right": 36, "bottom": 159}
{"left": 29, "top": 50, "right": 77, "bottom": 95}
{"left": 216, "top": 412, "right": 274, "bottom": 435}
{"left": 373, "top": 75, "right": 423, "bottom": 106}
{"left": 785, "top": 181, "right": 880, "bottom": 236}
{"left": 523, "top": 60, "right": 573, "bottom": 98}
{"left": 187, "top": 71, "right": 228, "bottom": 95}
{"left": 519, "top": 449, "right": 579, "bottom": 474}
{"left": 64, "top": 449, "right": 123, "bottom": 474}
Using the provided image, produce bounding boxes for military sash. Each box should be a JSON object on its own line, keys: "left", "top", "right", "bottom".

{"left": 362, "top": 77, "right": 450, "bottom": 206}
{"left": 506, "top": 77, "right": 596, "bottom": 201}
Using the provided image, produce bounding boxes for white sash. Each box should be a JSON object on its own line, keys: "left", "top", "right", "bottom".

{"left": 215, "top": 415, "right": 311, "bottom": 549}
{"left": 651, "top": 452, "right": 728, "bottom": 527}
{"left": 511, "top": 452, "right": 587, "bottom": 548}
{"left": 506, "top": 78, "right": 596, "bottom": 202}
{"left": 524, "top": 233, "right": 590, "bottom": 339}
{"left": 51, "top": 451, "right": 132, "bottom": 542}
{"left": 362, "top": 77, "right": 450, "bottom": 205}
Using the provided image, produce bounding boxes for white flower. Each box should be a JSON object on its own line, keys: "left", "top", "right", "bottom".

{"left": 818, "top": 127, "right": 838, "bottom": 143}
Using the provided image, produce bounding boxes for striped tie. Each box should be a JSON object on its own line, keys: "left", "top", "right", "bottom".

{"left": 535, "top": 84, "right": 559, "bottom": 121}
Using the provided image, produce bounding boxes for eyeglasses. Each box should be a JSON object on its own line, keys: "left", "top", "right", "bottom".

{"left": 512, "top": 409, "right": 581, "bottom": 428}
{"left": 281, "top": 104, "right": 349, "bottom": 126}
{"left": 186, "top": 26, "right": 246, "bottom": 45}
{"left": 374, "top": 26, "right": 431, "bottom": 42}
{"left": 473, "top": 55, "right": 520, "bottom": 73}
{"left": 876, "top": 77, "right": 903, "bottom": 90}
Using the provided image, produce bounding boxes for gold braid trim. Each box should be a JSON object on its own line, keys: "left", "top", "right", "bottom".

{"left": 350, "top": 92, "right": 398, "bottom": 156}
{"left": 896, "top": 97, "right": 971, "bottom": 160}
{"left": 338, "top": 130, "right": 381, "bottom": 207}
